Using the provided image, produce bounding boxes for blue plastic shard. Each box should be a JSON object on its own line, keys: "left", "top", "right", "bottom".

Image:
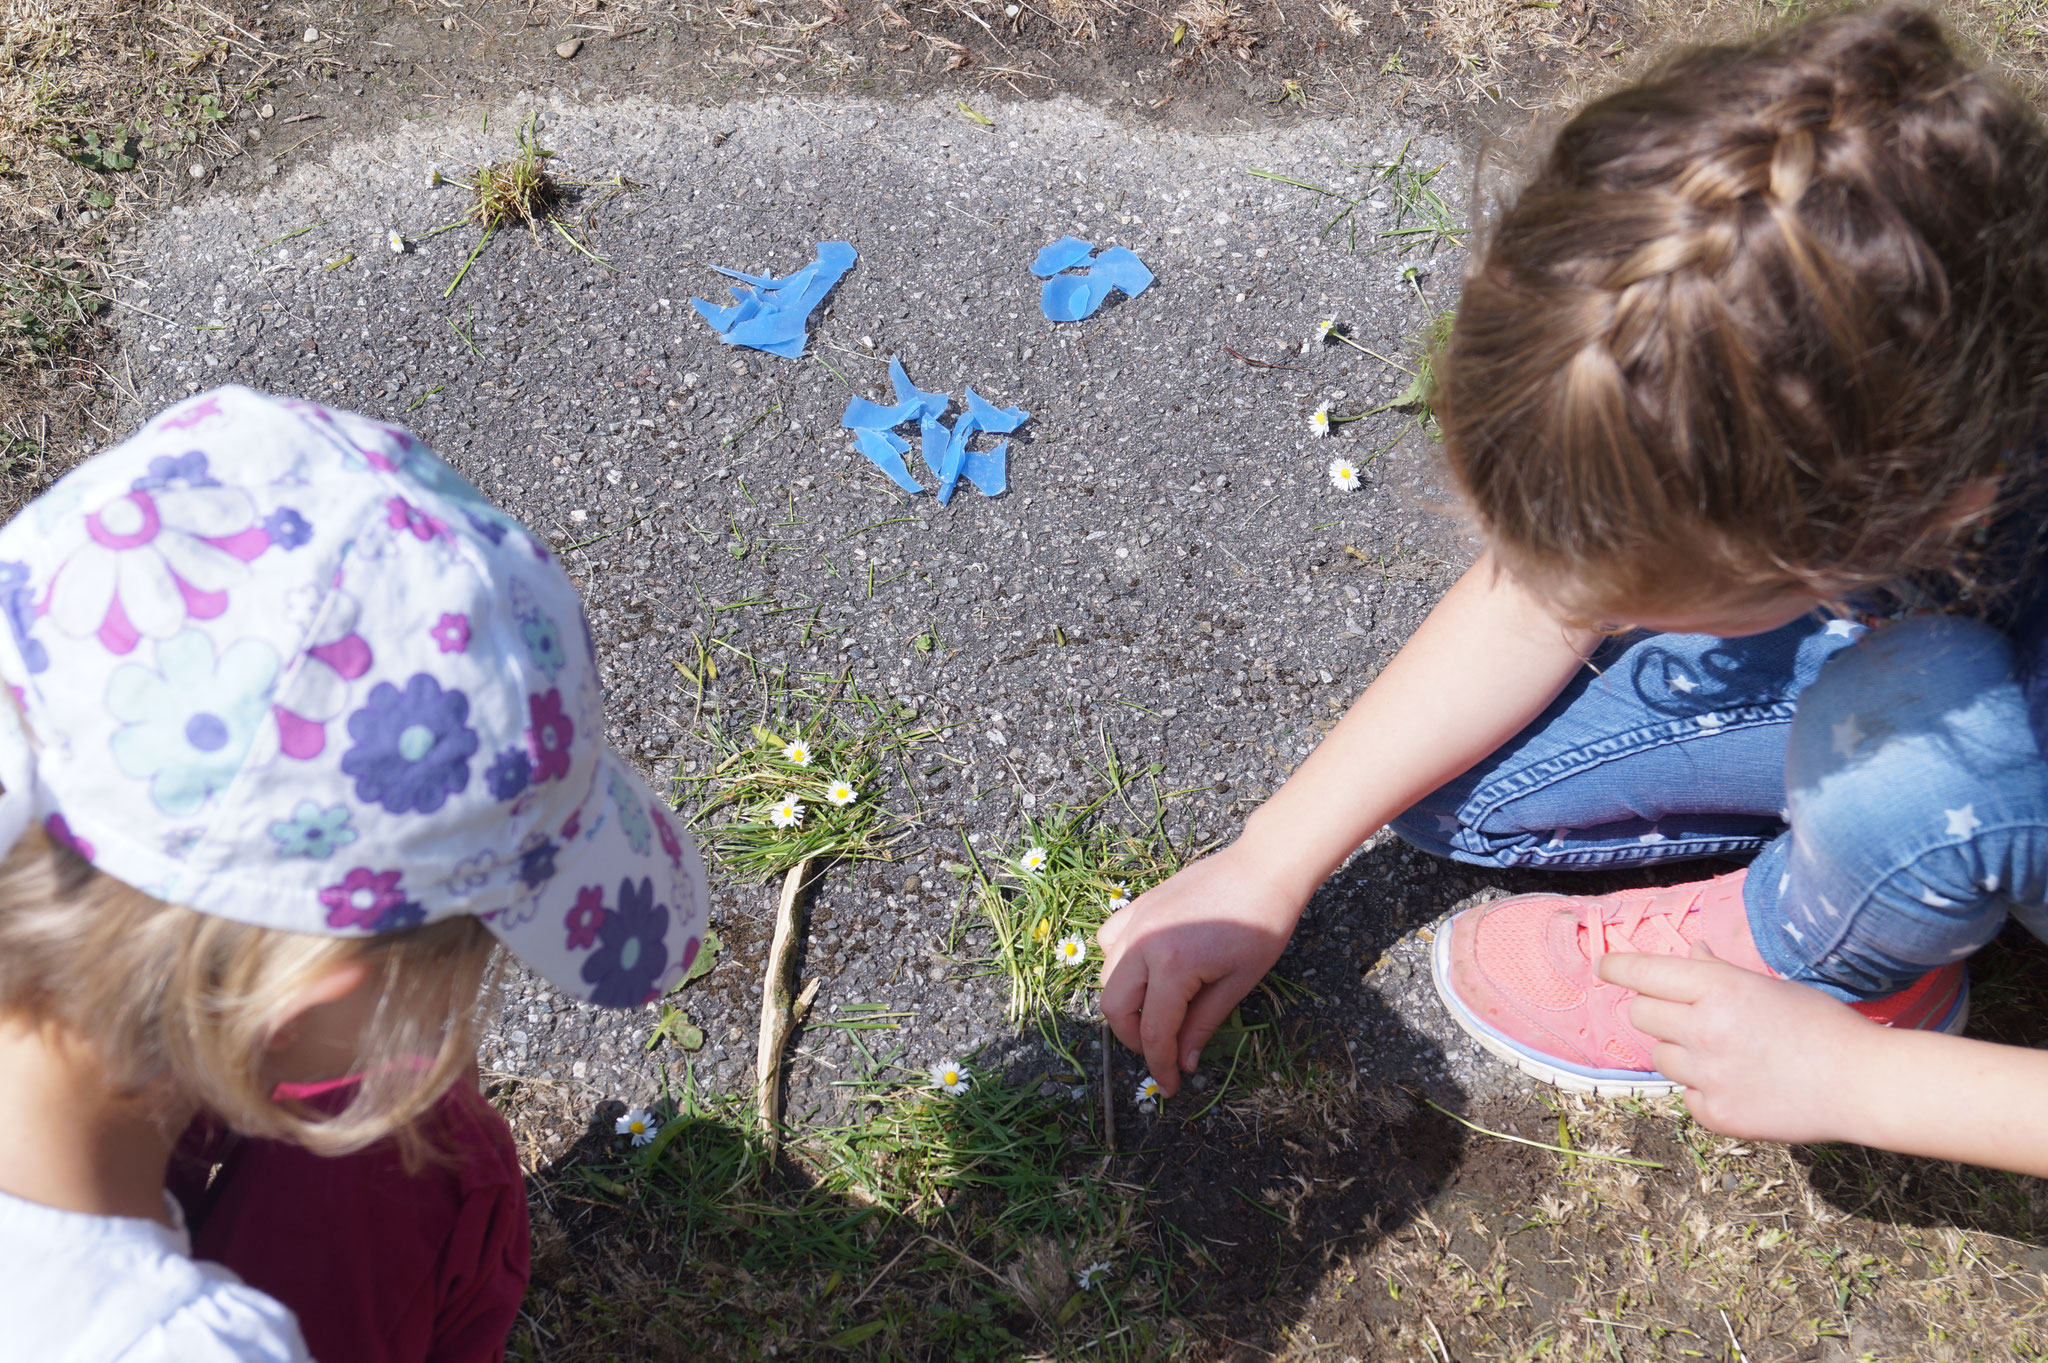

{"left": 961, "top": 387, "right": 1029, "bottom": 434}
{"left": 1031, "top": 235, "right": 1096, "bottom": 278}
{"left": 960, "top": 441, "right": 1008, "bottom": 498}
{"left": 692, "top": 242, "right": 857, "bottom": 358}
{"left": 1088, "top": 246, "right": 1155, "bottom": 299}
{"left": 934, "top": 417, "right": 975, "bottom": 505}
{"left": 842, "top": 396, "right": 923, "bottom": 431}
{"left": 889, "top": 357, "right": 950, "bottom": 419}
{"left": 850, "top": 428, "right": 922, "bottom": 493}
{"left": 916, "top": 412, "right": 951, "bottom": 483}
{"left": 1040, "top": 273, "right": 1113, "bottom": 323}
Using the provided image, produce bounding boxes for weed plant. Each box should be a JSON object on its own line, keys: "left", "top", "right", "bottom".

{"left": 680, "top": 661, "right": 940, "bottom": 881}
{"left": 1248, "top": 137, "right": 1465, "bottom": 255}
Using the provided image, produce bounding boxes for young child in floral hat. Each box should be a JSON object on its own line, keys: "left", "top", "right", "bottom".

{"left": 0, "top": 385, "right": 709, "bottom": 1360}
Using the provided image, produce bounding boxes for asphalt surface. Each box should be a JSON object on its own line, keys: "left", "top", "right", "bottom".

{"left": 109, "top": 89, "right": 1540, "bottom": 1127}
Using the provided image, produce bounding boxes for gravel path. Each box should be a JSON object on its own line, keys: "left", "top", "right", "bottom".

{"left": 110, "top": 90, "right": 1542, "bottom": 1131}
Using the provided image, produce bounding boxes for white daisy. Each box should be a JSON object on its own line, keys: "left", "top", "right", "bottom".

{"left": 1328, "top": 458, "right": 1361, "bottom": 491}
{"left": 615, "top": 1107, "right": 660, "bottom": 1145}
{"left": 770, "top": 799, "right": 805, "bottom": 829}
{"left": 1310, "top": 402, "right": 1332, "bottom": 437}
{"left": 1135, "top": 1075, "right": 1164, "bottom": 1105}
{"left": 1316, "top": 316, "right": 1339, "bottom": 342}
{"left": 930, "top": 1060, "right": 970, "bottom": 1096}
{"left": 1106, "top": 882, "right": 1131, "bottom": 909}
{"left": 1019, "top": 845, "right": 1049, "bottom": 874}
{"left": 386, "top": 229, "right": 406, "bottom": 255}
{"left": 826, "top": 779, "right": 858, "bottom": 807}
{"left": 782, "top": 739, "right": 813, "bottom": 766}
{"left": 1055, "top": 935, "right": 1088, "bottom": 967}
{"left": 1077, "top": 1260, "right": 1113, "bottom": 1290}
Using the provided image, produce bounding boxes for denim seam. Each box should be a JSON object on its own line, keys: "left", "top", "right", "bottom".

{"left": 1457, "top": 703, "right": 1798, "bottom": 830}
{"left": 1476, "top": 832, "right": 1775, "bottom": 869}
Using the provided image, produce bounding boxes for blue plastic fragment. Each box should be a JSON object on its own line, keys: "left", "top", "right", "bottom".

{"left": 850, "top": 427, "right": 923, "bottom": 493}
{"left": 842, "top": 396, "right": 922, "bottom": 431}
{"left": 889, "top": 356, "right": 950, "bottom": 419}
{"left": 962, "top": 387, "right": 1028, "bottom": 433}
{"left": 1032, "top": 238, "right": 1155, "bottom": 322}
{"left": 1031, "top": 235, "right": 1096, "bottom": 278}
{"left": 692, "top": 242, "right": 857, "bottom": 358}
{"left": 841, "top": 358, "right": 1028, "bottom": 503}
{"left": 1088, "top": 246, "right": 1155, "bottom": 299}
{"left": 960, "top": 442, "right": 1008, "bottom": 498}
{"left": 1040, "top": 274, "right": 1112, "bottom": 324}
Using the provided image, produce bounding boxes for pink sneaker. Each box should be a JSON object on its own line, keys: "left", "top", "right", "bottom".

{"left": 1430, "top": 869, "right": 1968, "bottom": 1096}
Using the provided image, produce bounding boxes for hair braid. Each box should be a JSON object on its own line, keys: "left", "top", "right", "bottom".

{"left": 1440, "top": 4, "right": 2048, "bottom": 617}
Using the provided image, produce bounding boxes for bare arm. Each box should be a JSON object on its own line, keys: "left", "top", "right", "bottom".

{"left": 1098, "top": 553, "right": 1597, "bottom": 1094}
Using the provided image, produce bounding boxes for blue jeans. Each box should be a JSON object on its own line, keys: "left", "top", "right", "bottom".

{"left": 1391, "top": 614, "right": 2048, "bottom": 1001}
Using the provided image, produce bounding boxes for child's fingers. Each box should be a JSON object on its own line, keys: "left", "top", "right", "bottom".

{"left": 1596, "top": 948, "right": 1722, "bottom": 1001}
{"left": 1096, "top": 903, "right": 1133, "bottom": 952}
{"left": 1138, "top": 972, "right": 1199, "bottom": 1098}
{"left": 1626, "top": 993, "right": 1696, "bottom": 1047}
{"left": 1098, "top": 951, "right": 1150, "bottom": 1057}
{"left": 1175, "top": 978, "right": 1245, "bottom": 1078}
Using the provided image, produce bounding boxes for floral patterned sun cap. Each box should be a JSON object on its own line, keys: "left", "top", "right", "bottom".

{"left": 0, "top": 386, "right": 709, "bottom": 1009}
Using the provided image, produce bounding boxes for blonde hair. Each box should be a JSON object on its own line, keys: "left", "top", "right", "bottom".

{"left": 0, "top": 827, "right": 501, "bottom": 1158}
{"left": 1439, "top": 5, "right": 2048, "bottom": 621}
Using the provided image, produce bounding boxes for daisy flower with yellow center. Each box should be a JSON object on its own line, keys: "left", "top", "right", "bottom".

{"left": 386, "top": 229, "right": 407, "bottom": 255}
{"left": 770, "top": 799, "right": 805, "bottom": 829}
{"left": 1135, "top": 1075, "right": 1163, "bottom": 1105}
{"left": 615, "top": 1107, "right": 661, "bottom": 1145}
{"left": 1019, "top": 845, "right": 1049, "bottom": 874}
{"left": 1316, "top": 316, "right": 1339, "bottom": 343}
{"left": 1329, "top": 458, "right": 1361, "bottom": 492}
{"left": 1310, "top": 402, "right": 1332, "bottom": 437}
{"left": 826, "top": 779, "right": 858, "bottom": 807}
{"left": 782, "top": 739, "right": 813, "bottom": 766}
{"left": 1054, "top": 935, "right": 1088, "bottom": 967}
{"left": 1077, "top": 1261, "right": 1113, "bottom": 1290}
{"left": 1106, "top": 882, "right": 1131, "bottom": 910}
{"left": 930, "top": 1060, "right": 970, "bottom": 1096}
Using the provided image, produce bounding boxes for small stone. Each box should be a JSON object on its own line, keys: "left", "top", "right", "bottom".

{"left": 302, "top": 26, "right": 319, "bottom": 42}
{"left": 682, "top": 372, "right": 701, "bottom": 389}
{"left": 442, "top": 14, "right": 457, "bottom": 29}
{"left": 258, "top": 103, "right": 274, "bottom": 119}
{"left": 1187, "top": 1073, "right": 1209, "bottom": 1092}
{"left": 902, "top": 875, "right": 920, "bottom": 895}
{"left": 188, "top": 164, "right": 207, "bottom": 180}
{"left": 556, "top": 38, "right": 582, "bottom": 58}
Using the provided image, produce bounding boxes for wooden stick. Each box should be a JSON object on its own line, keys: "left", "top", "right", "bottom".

{"left": 755, "top": 857, "right": 816, "bottom": 1152}
{"left": 1099, "top": 1018, "right": 1117, "bottom": 1153}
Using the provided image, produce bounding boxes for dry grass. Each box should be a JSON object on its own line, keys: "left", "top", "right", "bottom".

{"left": 1168, "top": 0, "right": 1263, "bottom": 61}
{"left": 0, "top": 0, "right": 304, "bottom": 509}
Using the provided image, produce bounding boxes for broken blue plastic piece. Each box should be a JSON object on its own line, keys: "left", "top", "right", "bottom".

{"left": 1032, "top": 238, "right": 1155, "bottom": 322}
{"left": 960, "top": 442, "right": 1008, "bottom": 498}
{"left": 1039, "top": 274, "right": 1113, "bottom": 324}
{"left": 962, "top": 387, "right": 1029, "bottom": 433}
{"left": 1031, "top": 235, "right": 1096, "bottom": 278}
{"left": 849, "top": 427, "right": 923, "bottom": 494}
{"left": 1088, "top": 246, "right": 1155, "bottom": 299}
{"left": 842, "top": 395, "right": 923, "bottom": 431}
{"left": 889, "top": 356, "right": 950, "bottom": 419}
{"left": 691, "top": 241, "right": 857, "bottom": 359}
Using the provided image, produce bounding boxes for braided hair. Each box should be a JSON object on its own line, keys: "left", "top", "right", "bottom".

{"left": 1441, "top": 4, "right": 2048, "bottom": 620}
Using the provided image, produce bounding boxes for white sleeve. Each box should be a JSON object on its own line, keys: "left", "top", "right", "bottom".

{"left": 120, "top": 1275, "right": 315, "bottom": 1363}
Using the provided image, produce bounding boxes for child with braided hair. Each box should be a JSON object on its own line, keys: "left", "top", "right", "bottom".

{"left": 1098, "top": 4, "right": 2048, "bottom": 1171}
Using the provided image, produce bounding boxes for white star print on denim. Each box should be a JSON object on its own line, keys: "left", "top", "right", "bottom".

{"left": 1831, "top": 715, "right": 1864, "bottom": 758}
{"left": 1823, "top": 618, "right": 1865, "bottom": 638}
{"left": 1944, "top": 805, "right": 1983, "bottom": 839}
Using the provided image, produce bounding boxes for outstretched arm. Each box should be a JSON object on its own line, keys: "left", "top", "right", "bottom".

{"left": 1097, "top": 553, "right": 1599, "bottom": 1095}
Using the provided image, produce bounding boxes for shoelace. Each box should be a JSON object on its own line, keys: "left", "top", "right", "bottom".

{"left": 1579, "top": 884, "right": 1702, "bottom": 967}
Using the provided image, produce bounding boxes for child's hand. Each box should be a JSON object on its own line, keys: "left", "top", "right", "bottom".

{"left": 1096, "top": 842, "right": 1307, "bottom": 1097}
{"left": 1598, "top": 943, "right": 1878, "bottom": 1145}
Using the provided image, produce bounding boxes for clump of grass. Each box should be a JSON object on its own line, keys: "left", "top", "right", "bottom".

{"left": 680, "top": 663, "right": 939, "bottom": 882}
{"left": 969, "top": 807, "right": 1192, "bottom": 1031}
{"left": 464, "top": 113, "right": 560, "bottom": 239}
{"left": 1168, "top": 0, "right": 1261, "bottom": 62}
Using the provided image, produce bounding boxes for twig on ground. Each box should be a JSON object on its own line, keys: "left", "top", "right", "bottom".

{"left": 1420, "top": 1096, "right": 1667, "bottom": 1169}
{"left": 1222, "top": 345, "right": 1305, "bottom": 370}
{"left": 1100, "top": 1018, "right": 1117, "bottom": 1152}
{"left": 756, "top": 857, "right": 819, "bottom": 1151}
